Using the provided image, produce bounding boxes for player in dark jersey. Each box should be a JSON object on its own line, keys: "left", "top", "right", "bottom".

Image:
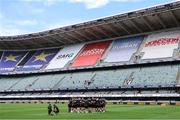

{"left": 53, "top": 104, "right": 59, "bottom": 115}
{"left": 48, "top": 104, "right": 52, "bottom": 115}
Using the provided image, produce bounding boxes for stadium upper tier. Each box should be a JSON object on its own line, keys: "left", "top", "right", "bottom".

{"left": 0, "top": 29, "right": 180, "bottom": 74}
{"left": 0, "top": 1, "right": 180, "bottom": 50}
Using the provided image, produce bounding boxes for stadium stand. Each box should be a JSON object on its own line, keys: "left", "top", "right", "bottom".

{"left": 0, "top": 64, "right": 179, "bottom": 91}
{"left": 0, "top": 77, "right": 23, "bottom": 91}
{"left": 11, "top": 76, "right": 39, "bottom": 90}
{"left": 0, "top": 1, "right": 180, "bottom": 102}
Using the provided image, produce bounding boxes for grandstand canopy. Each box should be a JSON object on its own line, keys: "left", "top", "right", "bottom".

{"left": 0, "top": 1, "right": 180, "bottom": 50}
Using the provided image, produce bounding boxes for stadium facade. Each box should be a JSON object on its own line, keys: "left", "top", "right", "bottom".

{"left": 0, "top": 1, "right": 180, "bottom": 104}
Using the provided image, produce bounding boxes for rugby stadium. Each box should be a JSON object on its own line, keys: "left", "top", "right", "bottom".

{"left": 0, "top": 1, "right": 180, "bottom": 120}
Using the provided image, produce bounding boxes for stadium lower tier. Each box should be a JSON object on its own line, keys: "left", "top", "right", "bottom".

{"left": 0, "top": 64, "right": 179, "bottom": 92}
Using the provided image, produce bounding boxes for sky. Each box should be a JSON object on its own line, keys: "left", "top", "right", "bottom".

{"left": 0, "top": 0, "right": 179, "bottom": 36}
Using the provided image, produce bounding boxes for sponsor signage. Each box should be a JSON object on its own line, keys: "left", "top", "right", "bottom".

{"left": 45, "top": 44, "right": 85, "bottom": 70}
{"left": 71, "top": 41, "right": 111, "bottom": 67}
{"left": 141, "top": 30, "right": 180, "bottom": 59}
{"left": 104, "top": 36, "right": 143, "bottom": 62}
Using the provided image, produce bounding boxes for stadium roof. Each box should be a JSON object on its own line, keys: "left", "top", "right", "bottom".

{"left": 0, "top": 1, "right": 180, "bottom": 50}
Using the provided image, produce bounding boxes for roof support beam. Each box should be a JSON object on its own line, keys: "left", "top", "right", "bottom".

{"left": 74, "top": 31, "right": 92, "bottom": 41}
{"left": 41, "top": 37, "right": 60, "bottom": 45}
{"left": 155, "top": 14, "right": 166, "bottom": 29}
{"left": 65, "top": 33, "right": 84, "bottom": 42}
{"left": 102, "top": 25, "right": 120, "bottom": 36}
{"left": 48, "top": 36, "right": 66, "bottom": 44}
{"left": 0, "top": 42, "right": 11, "bottom": 50}
{"left": 84, "top": 29, "right": 101, "bottom": 40}
{"left": 109, "top": 23, "right": 122, "bottom": 36}
{"left": 21, "top": 38, "right": 41, "bottom": 49}
{"left": 141, "top": 17, "right": 154, "bottom": 31}
{"left": 31, "top": 38, "right": 46, "bottom": 48}
{"left": 169, "top": 11, "right": 180, "bottom": 27}
{"left": 115, "top": 22, "right": 131, "bottom": 34}
{"left": 50, "top": 32, "right": 75, "bottom": 44}
{"left": 12, "top": 39, "right": 27, "bottom": 49}
{"left": 93, "top": 26, "right": 111, "bottom": 38}
{"left": 128, "top": 20, "right": 143, "bottom": 33}
{"left": 57, "top": 34, "right": 75, "bottom": 44}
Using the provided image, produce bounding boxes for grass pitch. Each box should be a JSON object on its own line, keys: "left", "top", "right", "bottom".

{"left": 0, "top": 103, "right": 180, "bottom": 120}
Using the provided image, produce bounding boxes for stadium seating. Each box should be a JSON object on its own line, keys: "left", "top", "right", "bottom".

{"left": 11, "top": 76, "right": 39, "bottom": 90}
{"left": 0, "top": 77, "right": 23, "bottom": 91}
{"left": 0, "top": 64, "right": 179, "bottom": 91}
{"left": 55, "top": 72, "right": 95, "bottom": 90}
{"left": 131, "top": 65, "right": 178, "bottom": 87}
{"left": 0, "top": 29, "right": 179, "bottom": 93}
{"left": 30, "top": 74, "right": 65, "bottom": 90}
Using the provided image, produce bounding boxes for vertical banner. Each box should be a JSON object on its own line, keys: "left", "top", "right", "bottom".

{"left": 18, "top": 48, "right": 59, "bottom": 71}
{"left": 45, "top": 43, "right": 85, "bottom": 70}
{"left": 0, "top": 51, "right": 27, "bottom": 72}
{"left": 71, "top": 41, "right": 111, "bottom": 67}
{"left": 104, "top": 36, "right": 143, "bottom": 62}
{"left": 141, "top": 30, "right": 180, "bottom": 59}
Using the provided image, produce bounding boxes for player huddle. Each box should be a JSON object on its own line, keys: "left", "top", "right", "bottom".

{"left": 68, "top": 97, "right": 106, "bottom": 113}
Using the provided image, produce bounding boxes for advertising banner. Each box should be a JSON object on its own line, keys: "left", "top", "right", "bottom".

{"left": 0, "top": 51, "right": 27, "bottom": 72}
{"left": 45, "top": 43, "right": 85, "bottom": 70}
{"left": 141, "top": 30, "right": 180, "bottom": 59}
{"left": 71, "top": 41, "right": 111, "bottom": 67}
{"left": 18, "top": 48, "right": 59, "bottom": 71}
{"left": 104, "top": 36, "right": 143, "bottom": 62}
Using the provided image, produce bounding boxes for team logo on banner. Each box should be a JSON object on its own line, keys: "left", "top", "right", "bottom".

{"left": 0, "top": 51, "right": 27, "bottom": 73}
{"left": 32, "top": 52, "right": 54, "bottom": 63}
{"left": 4, "top": 54, "right": 19, "bottom": 62}
{"left": 18, "top": 48, "right": 59, "bottom": 71}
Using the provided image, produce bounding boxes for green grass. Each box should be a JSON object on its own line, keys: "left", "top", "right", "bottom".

{"left": 0, "top": 103, "right": 180, "bottom": 120}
